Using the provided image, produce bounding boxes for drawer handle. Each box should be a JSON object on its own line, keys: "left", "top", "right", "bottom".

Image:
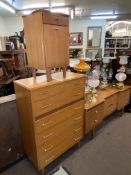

{"left": 94, "top": 120, "right": 98, "bottom": 123}
{"left": 55, "top": 18, "right": 59, "bottom": 21}
{"left": 42, "top": 120, "right": 53, "bottom": 126}
{"left": 109, "top": 104, "right": 113, "bottom": 107}
{"left": 74, "top": 92, "right": 83, "bottom": 96}
{"left": 74, "top": 116, "right": 82, "bottom": 121}
{"left": 74, "top": 136, "right": 82, "bottom": 142}
{"left": 95, "top": 110, "right": 98, "bottom": 114}
{"left": 39, "top": 91, "right": 48, "bottom": 95}
{"left": 74, "top": 106, "right": 82, "bottom": 110}
{"left": 44, "top": 145, "right": 54, "bottom": 152}
{"left": 43, "top": 132, "right": 53, "bottom": 139}
{"left": 74, "top": 127, "right": 82, "bottom": 132}
{"left": 40, "top": 104, "right": 51, "bottom": 109}
{"left": 45, "top": 155, "right": 54, "bottom": 164}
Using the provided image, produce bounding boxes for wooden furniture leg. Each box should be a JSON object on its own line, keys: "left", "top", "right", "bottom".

{"left": 62, "top": 67, "right": 66, "bottom": 79}
{"left": 40, "top": 168, "right": 45, "bottom": 175}
{"left": 46, "top": 68, "right": 52, "bottom": 82}
{"left": 92, "top": 127, "right": 96, "bottom": 139}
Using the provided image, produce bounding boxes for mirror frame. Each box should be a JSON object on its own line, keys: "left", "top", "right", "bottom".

{"left": 87, "top": 27, "right": 102, "bottom": 48}
{"left": 69, "top": 32, "right": 83, "bottom": 46}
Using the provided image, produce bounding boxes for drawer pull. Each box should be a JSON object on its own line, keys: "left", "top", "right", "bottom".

{"left": 94, "top": 120, "right": 98, "bottom": 123}
{"left": 74, "top": 92, "right": 83, "bottom": 96}
{"left": 109, "top": 104, "right": 113, "bottom": 107}
{"left": 74, "top": 106, "right": 82, "bottom": 110}
{"left": 74, "top": 127, "right": 82, "bottom": 132}
{"left": 95, "top": 110, "right": 98, "bottom": 114}
{"left": 42, "top": 120, "right": 53, "bottom": 126}
{"left": 40, "top": 104, "right": 51, "bottom": 109}
{"left": 74, "top": 116, "right": 82, "bottom": 121}
{"left": 45, "top": 155, "right": 54, "bottom": 164}
{"left": 39, "top": 91, "right": 48, "bottom": 95}
{"left": 43, "top": 132, "right": 53, "bottom": 139}
{"left": 74, "top": 136, "right": 82, "bottom": 142}
{"left": 44, "top": 145, "right": 54, "bottom": 152}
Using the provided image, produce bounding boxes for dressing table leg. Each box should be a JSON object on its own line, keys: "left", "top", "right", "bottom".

{"left": 92, "top": 127, "right": 96, "bottom": 138}
{"left": 40, "top": 168, "right": 46, "bottom": 175}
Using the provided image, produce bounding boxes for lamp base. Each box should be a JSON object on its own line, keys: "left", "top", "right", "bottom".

{"left": 116, "top": 81, "right": 125, "bottom": 89}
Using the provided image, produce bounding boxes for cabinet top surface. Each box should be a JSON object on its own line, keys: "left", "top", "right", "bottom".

{"left": 14, "top": 72, "right": 85, "bottom": 90}
{"left": 85, "top": 86, "right": 131, "bottom": 110}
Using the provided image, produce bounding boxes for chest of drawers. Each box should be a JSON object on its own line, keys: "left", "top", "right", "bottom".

{"left": 14, "top": 72, "right": 85, "bottom": 171}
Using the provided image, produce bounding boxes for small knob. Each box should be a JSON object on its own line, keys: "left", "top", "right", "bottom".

{"left": 94, "top": 120, "right": 98, "bottom": 123}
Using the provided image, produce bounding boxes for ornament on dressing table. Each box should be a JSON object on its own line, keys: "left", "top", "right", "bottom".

{"left": 115, "top": 55, "right": 128, "bottom": 89}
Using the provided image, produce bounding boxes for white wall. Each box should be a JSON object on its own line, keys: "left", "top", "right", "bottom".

{"left": 4, "top": 17, "right": 23, "bottom": 36}
{"left": 0, "top": 16, "right": 6, "bottom": 36}
{"left": 69, "top": 18, "right": 106, "bottom": 56}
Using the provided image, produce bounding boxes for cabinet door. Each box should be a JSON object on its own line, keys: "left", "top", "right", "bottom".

{"left": 43, "top": 24, "right": 69, "bottom": 68}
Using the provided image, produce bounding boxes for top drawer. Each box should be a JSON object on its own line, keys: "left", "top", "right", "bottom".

{"left": 31, "top": 78, "right": 85, "bottom": 102}
{"left": 43, "top": 12, "right": 69, "bottom": 26}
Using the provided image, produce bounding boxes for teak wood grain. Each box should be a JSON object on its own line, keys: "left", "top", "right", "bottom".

{"left": 14, "top": 72, "right": 85, "bottom": 171}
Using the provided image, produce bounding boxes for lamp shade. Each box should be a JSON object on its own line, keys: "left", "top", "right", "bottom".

{"left": 115, "top": 72, "right": 127, "bottom": 82}
{"left": 119, "top": 56, "right": 128, "bottom": 65}
{"left": 74, "top": 58, "right": 90, "bottom": 72}
{"left": 88, "top": 79, "right": 100, "bottom": 88}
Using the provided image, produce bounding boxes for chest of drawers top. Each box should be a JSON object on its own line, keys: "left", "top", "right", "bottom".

{"left": 14, "top": 72, "right": 85, "bottom": 91}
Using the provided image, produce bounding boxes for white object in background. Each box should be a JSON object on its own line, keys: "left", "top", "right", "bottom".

{"left": 119, "top": 56, "right": 128, "bottom": 65}
{"left": 115, "top": 72, "right": 127, "bottom": 82}
{"left": 103, "top": 58, "right": 110, "bottom": 64}
{"left": 52, "top": 166, "right": 69, "bottom": 175}
{"left": 88, "top": 79, "right": 100, "bottom": 88}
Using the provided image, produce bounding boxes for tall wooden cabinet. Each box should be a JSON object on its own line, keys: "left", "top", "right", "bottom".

{"left": 23, "top": 11, "right": 69, "bottom": 70}
{"left": 14, "top": 72, "right": 85, "bottom": 172}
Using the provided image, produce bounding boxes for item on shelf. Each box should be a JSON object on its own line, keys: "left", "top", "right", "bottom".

{"left": 115, "top": 55, "right": 128, "bottom": 88}
{"left": 74, "top": 58, "right": 90, "bottom": 72}
{"left": 100, "top": 58, "right": 110, "bottom": 89}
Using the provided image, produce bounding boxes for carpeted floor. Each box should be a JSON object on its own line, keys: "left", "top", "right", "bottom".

{"left": 1, "top": 112, "right": 131, "bottom": 175}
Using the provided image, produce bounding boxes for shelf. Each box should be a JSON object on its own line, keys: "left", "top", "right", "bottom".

{"left": 105, "top": 47, "right": 130, "bottom": 50}
{"left": 105, "top": 37, "right": 131, "bottom": 40}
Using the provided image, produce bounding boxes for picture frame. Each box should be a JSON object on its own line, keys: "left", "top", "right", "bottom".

{"left": 69, "top": 32, "right": 83, "bottom": 46}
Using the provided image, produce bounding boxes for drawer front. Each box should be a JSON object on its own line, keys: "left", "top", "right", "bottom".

{"left": 92, "top": 103, "right": 104, "bottom": 125}
{"left": 104, "top": 94, "right": 117, "bottom": 118}
{"left": 43, "top": 12, "right": 68, "bottom": 26}
{"left": 35, "top": 117, "right": 73, "bottom": 148}
{"left": 31, "top": 77, "right": 85, "bottom": 102}
{"left": 117, "top": 90, "right": 130, "bottom": 110}
{"left": 85, "top": 110, "right": 94, "bottom": 134}
{"left": 38, "top": 135, "right": 74, "bottom": 169}
{"left": 85, "top": 103, "right": 104, "bottom": 134}
{"left": 35, "top": 100, "right": 84, "bottom": 132}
